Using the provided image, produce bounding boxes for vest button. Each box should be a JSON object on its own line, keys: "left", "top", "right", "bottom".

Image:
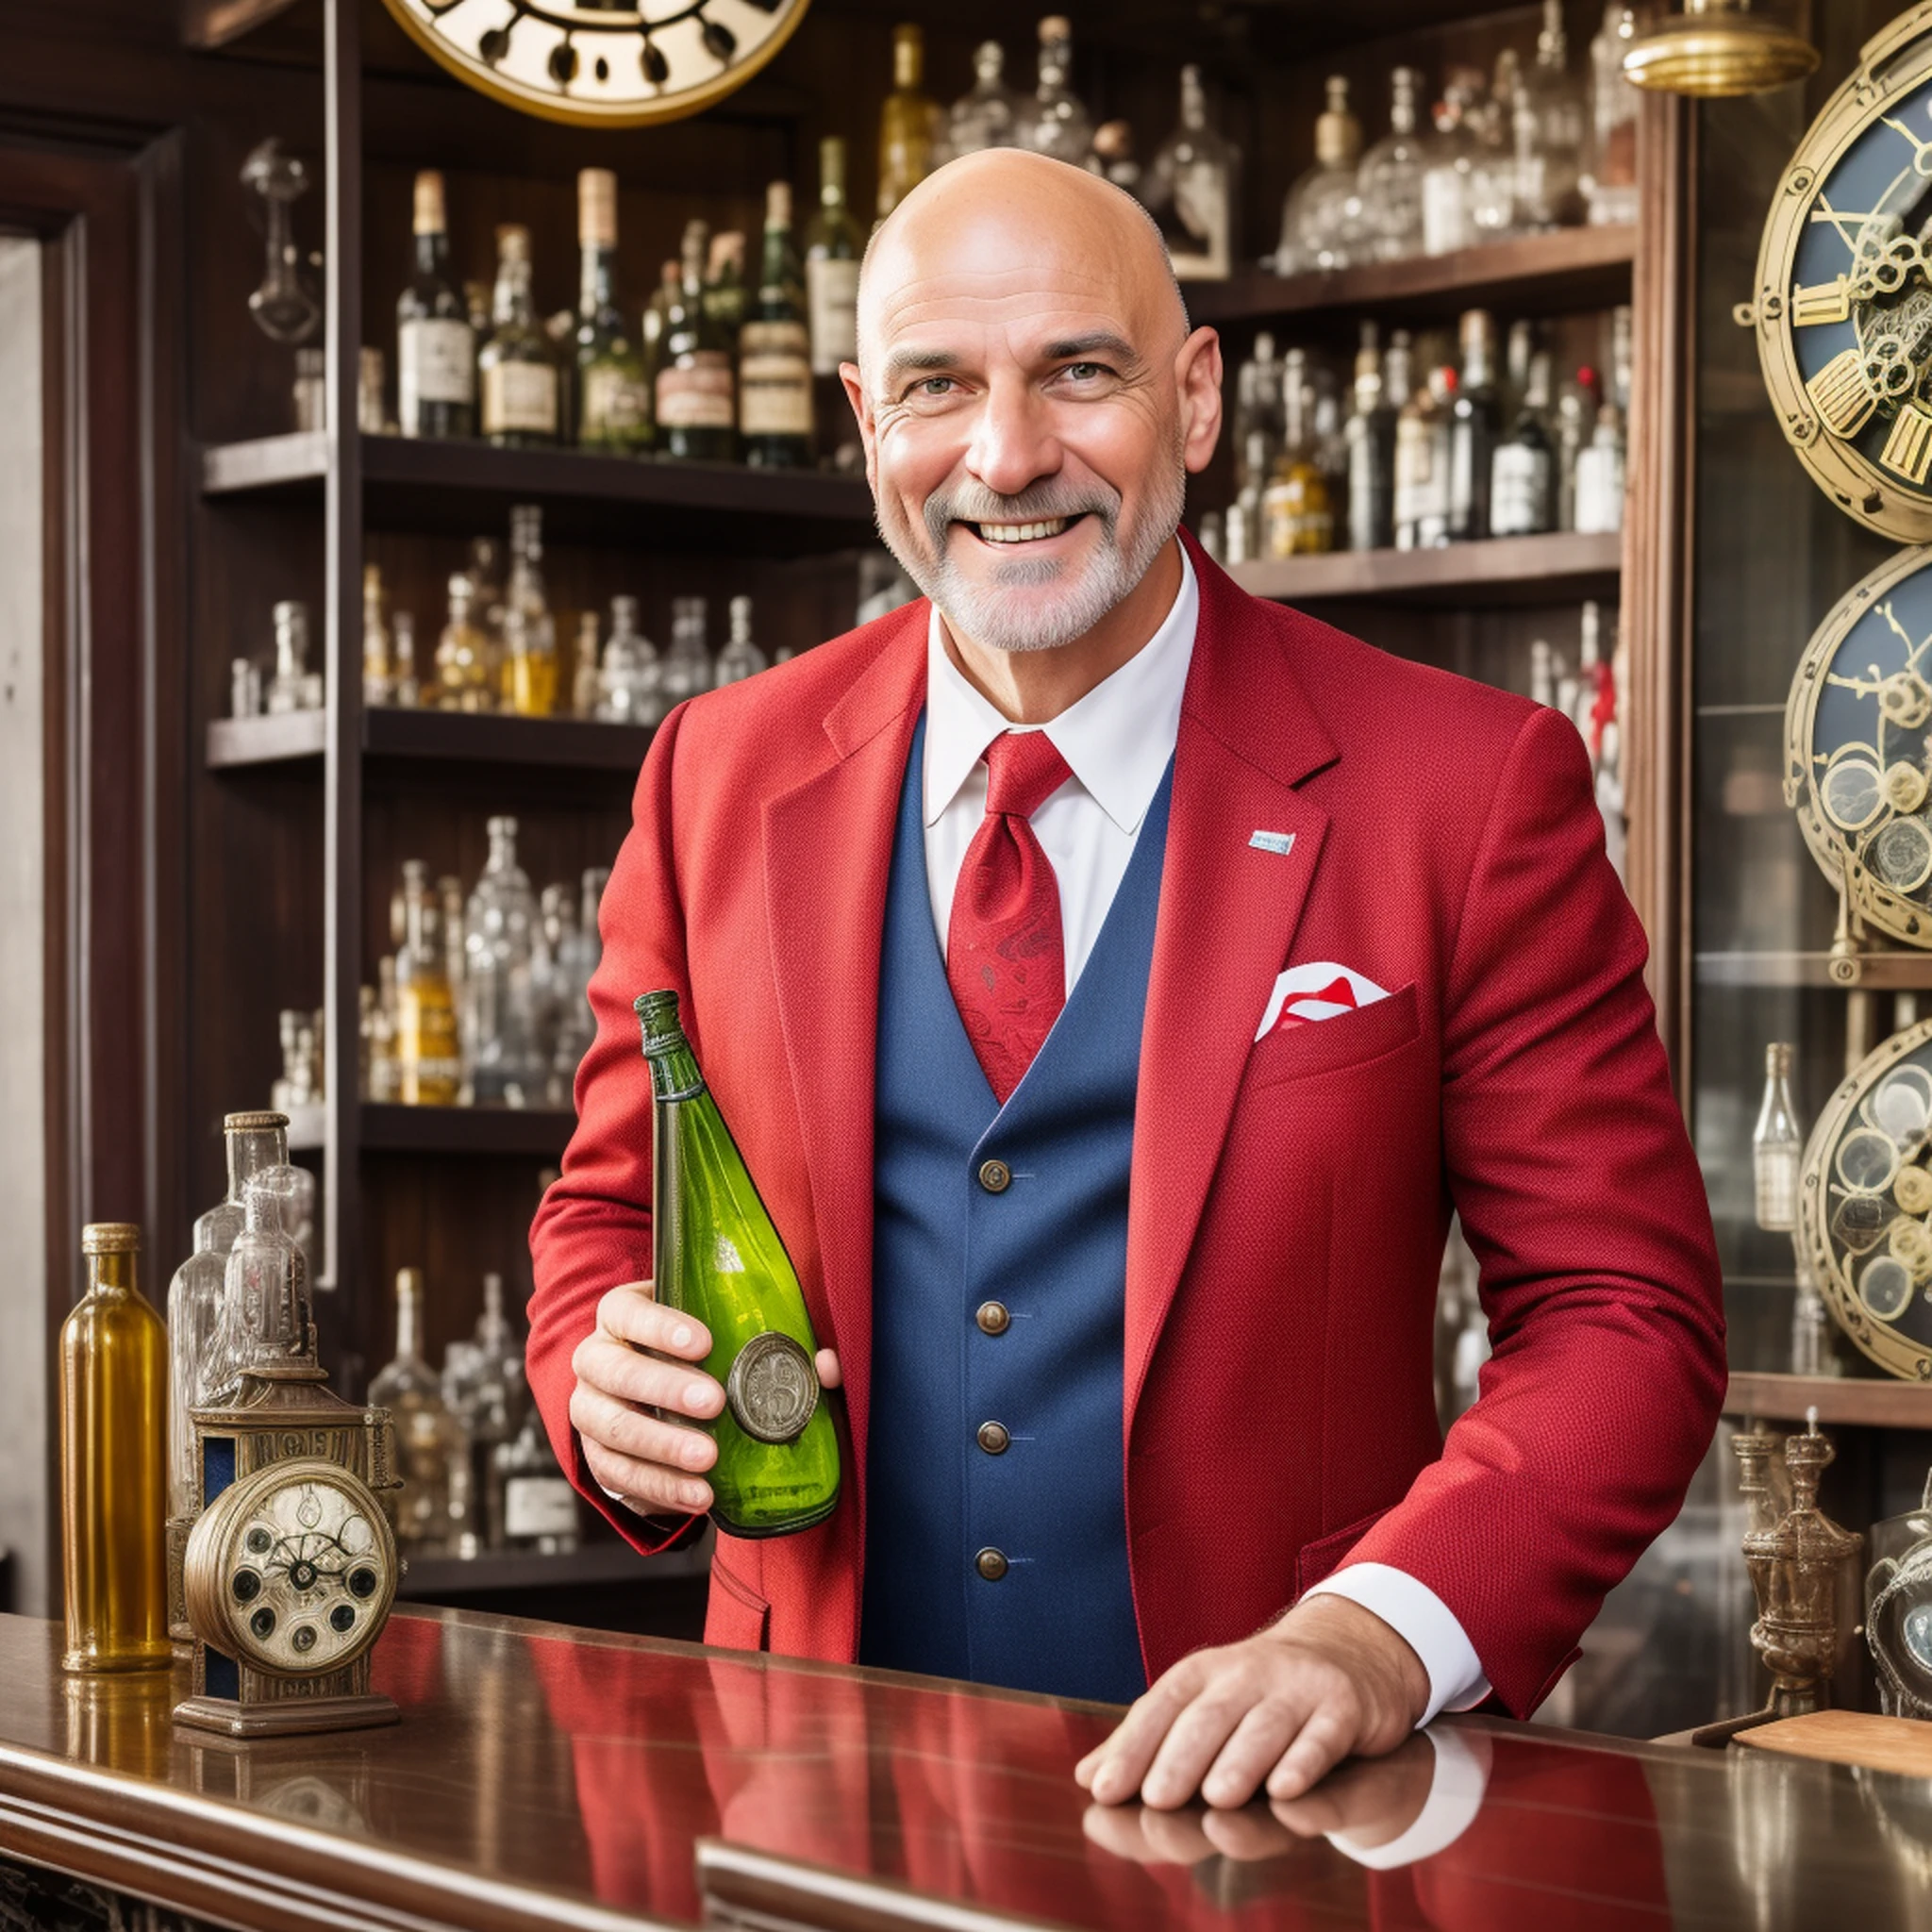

{"left": 975, "top": 1301, "right": 1010, "bottom": 1336}
{"left": 974, "top": 1547, "right": 1009, "bottom": 1582}
{"left": 976, "top": 1420, "right": 1011, "bottom": 1456}
{"left": 977, "top": 1158, "right": 1012, "bottom": 1193}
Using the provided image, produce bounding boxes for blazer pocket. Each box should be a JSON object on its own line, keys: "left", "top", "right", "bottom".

{"left": 706, "top": 1551, "right": 772, "bottom": 1654}
{"left": 1246, "top": 981, "right": 1421, "bottom": 1091}
{"left": 1293, "top": 1504, "right": 1395, "bottom": 1601}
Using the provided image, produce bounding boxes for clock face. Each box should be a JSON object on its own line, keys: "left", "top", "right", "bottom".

{"left": 1785, "top": 542, "right": 1932, "bottom": 945}
{"left": 1747, "top": 15, "right": 1932, "bottom": 540}
{"left": 379, "top": 0, "right": 811, "bottom": 128}
{"left": 187, "top": 1457, "right": 397, "bottom": 1676}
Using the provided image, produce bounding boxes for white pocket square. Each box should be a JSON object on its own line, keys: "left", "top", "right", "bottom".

{"left": 1255, "top": 962, "right": 1391, "bottom": 1041}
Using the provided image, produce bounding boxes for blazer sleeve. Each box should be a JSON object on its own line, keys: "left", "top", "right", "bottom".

{"left": 527, "top": 703, "right": 701, "bottom": 1556}
{"left": 1331, "top": 703, "right": 1725, "bottom": 1717}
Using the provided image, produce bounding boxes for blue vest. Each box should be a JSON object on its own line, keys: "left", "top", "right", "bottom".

{"left": 859, "top": 716, "right": 1173, "bottom": 1705}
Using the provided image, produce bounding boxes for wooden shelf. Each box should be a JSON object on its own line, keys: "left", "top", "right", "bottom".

{"left": 206, "top": 710, "right": 326, "bottom": 768}
{"left": 1189, "top": 225, "right": 1638, "bottom": 329}
{"left": 1724, "top": 1372, "right": 1932, "bottom": 1430}
{"left": 1228, "top": 530, "right": 1622, "bottom": 607}
{"left": 1696, "top": 951, "right": 1932, "bottom": 991}
{"left": 200, "top": 431, "right": 877, "bottom": 553}
{"left": 396, "top": 1539, "right": 707, "bottom": 1600}
{"left": 208, "top": 707, "right": 655, "bottom": 774}
{"left": 359, "top": 1101, "right": 575, "bottom": 1158}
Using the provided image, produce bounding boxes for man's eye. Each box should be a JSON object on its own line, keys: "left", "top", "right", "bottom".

{"left": 1062, "top": 363, "right": 1107, "bottom": 382}
{"left": 913, "top": 376, "right": 955, "bottom": 397}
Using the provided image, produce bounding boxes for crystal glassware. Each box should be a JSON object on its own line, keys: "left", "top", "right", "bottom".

{"left": 1357, "top": 67, "right": 1427, "bottom": 262}
{"left": 1586, "top": 4, "right": 1641, "bottom": 226}
{"left": 240, "top": 140, "right": 319, "bottom": 346}
{"left": 714, "top": 595, "right": 770, "bottom": 685}
{"left": 658, "top": 596, "right": 714, "bottom": 710}
{"left": 595, "top": 595, "right": 662, "bottom": 724}
{"left": 1421, "top": 69, "right": 1485, "bottom": 258}
{"left": 1146, "top": 64, "right": 1241, "bottom": 280}
{"left": 944, "top": 41, "right": 1024, "bottom": 160}
{"left": 464, "top": 816, "right": 543, "bottom": 1108}
{"left": 1754, "top": 1042, "right": 1803, "bottom": 1233}
{"left": 368, "top": 1268, "right": 463, "bottom": 1557}
{"left": 433, "top": 573, "right": 494, "bottom": 713}
{"left": 264, "top": 601, "right": 313, "bottom": 715}
{"left": 1277, "top": 76, "right": 1364, "bottom": 275}
{"left": 1016, "top": 15, "right": 1093, "bottom": 166}
{"left": 1515, "top": 0, "right": 1589, "bottom": 229}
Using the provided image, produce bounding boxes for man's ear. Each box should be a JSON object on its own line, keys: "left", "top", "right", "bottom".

{"left": 1174, "top": 326, "right": 1224, "bottom": 476}
{"left": 839, "top": 362, "right": 876, "bottom": 483}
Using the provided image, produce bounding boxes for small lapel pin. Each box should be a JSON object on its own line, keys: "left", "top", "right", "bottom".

{"left": 1248, "top": 830, "right": 1296, "bottom": 857}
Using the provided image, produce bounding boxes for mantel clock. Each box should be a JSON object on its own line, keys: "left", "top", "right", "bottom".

{"left": 1740, "top": 8, "right": 1932, "bottom": 541}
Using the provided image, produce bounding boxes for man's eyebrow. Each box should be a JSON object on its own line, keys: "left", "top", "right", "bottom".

{"left": 1042, "top": 332, "right": 1140, "bottom": 365}
{"left": 880, "top": 347, "right": 961, "bottom": 385}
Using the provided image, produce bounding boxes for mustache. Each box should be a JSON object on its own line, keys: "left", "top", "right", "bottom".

{"left": 923, "top": 478, "right": 1122, "bottom": 553}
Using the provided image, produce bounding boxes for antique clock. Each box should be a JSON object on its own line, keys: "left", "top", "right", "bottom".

{"left": 378, "top": 0, "right": 812, "bottom": 128}
{"left": 1740, "top": 8, "right": 1932, "bottom": 541}
{"left": 1869, "top": 1473, "right": 1932, "bottom": 1717}
{"left": 174, "top": 1179, "right": 403, "bottom": 1738}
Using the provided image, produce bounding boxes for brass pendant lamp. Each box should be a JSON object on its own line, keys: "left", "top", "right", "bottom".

{"left": 1623, "top": 0, "right": 1820, "bottom": 96}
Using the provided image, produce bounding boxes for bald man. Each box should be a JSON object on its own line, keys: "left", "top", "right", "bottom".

{"left": 529, "top": 152, "right": 1724, "bottom": 1812}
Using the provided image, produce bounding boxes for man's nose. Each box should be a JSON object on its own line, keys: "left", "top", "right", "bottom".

{"left": 965, "top": 375, "right": 1063, "bottom": 501}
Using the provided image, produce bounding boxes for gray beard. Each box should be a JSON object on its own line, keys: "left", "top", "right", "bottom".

{"left": 877, "top": 455, "right": 1187, "bottom": 656}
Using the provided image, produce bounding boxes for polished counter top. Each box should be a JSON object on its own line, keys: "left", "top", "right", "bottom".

{"left": 0, "top": 1607, "right": 1928, "bottom": 1931}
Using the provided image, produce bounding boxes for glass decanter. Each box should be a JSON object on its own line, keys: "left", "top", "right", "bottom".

{"left": 240, "top": 139, "right": 319, "bottom": 345}
{"left": 1357, "top": 67, "right": 1426, "bottom": 262}
{"left": 550, "top": 866, "right": 605, "bottom": 1100}
{"left": 1586, "top": 4, "right": 1641, "bottom": 226}
{"left": 264, "top": 601, "right": 314, "bottom": 715}
{"left": 464, "top": 816, "right": 543, "bottom": 1108}
{"left": 1515, "top": 0, "right": 1588, "bottom": 229}
{"left": 944, "top": 41, "right": 1023, "bottom": 160}
{"left": 1465, "top": 48, "right": 1524, "bottom": 240}
{"left": 594, "top": 595, "right": 662, "bottom": 724}
{"left": 1017, "top": 15, "right": 1093, "bottom": 166}
{"left": 1421, "top": 68, "right": 1485, "bottom": 258}
{"left": 658, "top": 596, "right": 713, "bottom": 709}
{"left": 434, "top": 572, "right": 494, "bottom": 713}
{"left": 1145, "top": 64, "right": 1241, "bottom": 281}
{"left": 222, "top": 1169, "right": 314, "bottom": 1380}
{"left": 368, "top": 1267, "right": 462, "bottom": 1557}
{"left": 1276, "top": 76, "right": 1363, "bottom": 275}
{"left": 713, "top": 595, "right": 769, "bottom": 685}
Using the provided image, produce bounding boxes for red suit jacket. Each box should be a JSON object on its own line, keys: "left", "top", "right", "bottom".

{"left": 527, "top": 534, "right": 1724, "bottom": 1718}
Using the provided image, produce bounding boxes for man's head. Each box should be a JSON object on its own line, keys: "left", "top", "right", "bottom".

{"left": 843, "top": 151, "right": 1223, "bottom": 656}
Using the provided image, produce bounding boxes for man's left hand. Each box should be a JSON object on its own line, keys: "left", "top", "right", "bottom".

{"left": 1074, "top": 1594, "right": 1430, "bottom": 1810}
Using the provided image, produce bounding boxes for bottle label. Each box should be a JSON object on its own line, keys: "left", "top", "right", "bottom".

{"left": 724, "top": 1331, "right": 819, "bottom": 1444}
{"left": 1422, "top": 170, "right": 1473, "bottom": 258}
{"left": 399, "top": 319, "right": 475, "bottom": 427}
{"left": 656, "top": 353, "right": 736, "bottom": 430}
{"left": 739, "top": 322, "right": 814, "bottom": 436}
{"left": 1490, "top": 445, "right": 1554, "bottom": 536}
{"left": 581, "top": 364, "right": 651, "bottom": 437}
{"left": 505, "top": 1474, "right": 579, "bottom": 1541}
{"left": 1574, "top": 444, "right": 1626, "bottom": 535}
{"left": 482, "top": 361, "right": 559, "bottom": 435}
{"left": 807, "top": 258, "right": 859, "bottom": 375}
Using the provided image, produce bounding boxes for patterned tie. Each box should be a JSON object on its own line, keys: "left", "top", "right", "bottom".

{"left": 947, "top": 731, "right": 1073, "bottom": 1105}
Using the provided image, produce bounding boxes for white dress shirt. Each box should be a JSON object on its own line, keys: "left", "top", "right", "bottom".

{"left": 922, "top": 544, "right": 1491, "bottom": 1725}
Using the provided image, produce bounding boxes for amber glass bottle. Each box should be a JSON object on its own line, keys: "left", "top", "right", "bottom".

{"left": 61, "top": 1224, "right": 170, "bottom": 1673}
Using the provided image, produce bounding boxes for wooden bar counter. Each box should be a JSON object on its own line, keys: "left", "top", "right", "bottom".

{"left": 1, "top": 1606, "right": 1928, "bottom": 1931}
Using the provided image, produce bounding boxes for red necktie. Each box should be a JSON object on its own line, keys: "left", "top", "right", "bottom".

{"left": 947, "top": 731, "right": 1073, "bottom": 1105}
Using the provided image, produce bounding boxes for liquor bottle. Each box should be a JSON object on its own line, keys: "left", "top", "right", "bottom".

{"left": 368, "top": 1268, "right": 463, "bottom": 1556}
{"left": 1357, "top": 67, "right": 1426, "bottom": 262}
{"left": 1232, "top": 331, "right": 1284, "bottom": 486}
{"left": 362, "top": 563, "right": 390, "bottom": 708}
{"left": 1395, "top": 364, "right": 1456, "bottom": 550}
{"left": 62, "top": 1224, "right": 170, "bottom": 1672}
{"left": 570, "top": 610, "right": 601, "bottom": 719}
{"left": 1490, "top": 349, "right": 1557, "bottom": 537}
{"left": 657, "top": 221, "right": 737, "bottom": 463}
{"left": 1343, "top": 323, "right": 1397, "bottom": 553}
{"left": 224, "top": 1168, "right": 313, "bottom": 1378}
{"left": 450, "top": 1272, "right": 522, "bottom": 1553}
{"left": 877, "top": 23, "right": 941, "bottom": 221}
{"left": 1260, "top": 353, "right": 1334, "bottom": 558}
{"left": 467, "top": 535, "right": 508, "bottom": 691}
{"left": 1146, "top": 65, "right": 1240, "bottom": 281}
{"left": 550, "top": 865, "right": 606, "bottom": 1095}
{"left": 1573, "top": 397, "right": 1627, "bottom": 534}
{"left": 265, "top": 600, "right": 314, "bottom": 714}
{"left": 740, "top": 182, "right": 814, "bottom": 469}
{"left": 439, "top": 873, "right": 468, "bottom": 1043}
{"left": 574, "top": 168, "right": 651, "bottom": 456}
{"left": 1420, "top": 70, "right": 1483, "bottom": 258}
{"left": 1754, "top": 1043, "right": 1803, "bottom": 1233}
{"left": 465, "top": 816, "right": 543, "bottom": 1107}
{"left": 1515, "top": 0, "right": 1588, "bottom": 229}
{"left": 391, "top": 609, "right": 419, "bottom": 708}
{"left": 1447, "top": 308, "right": 1501, "bottom": 541}
{"left": 805, "top": 138, "right": 863, "bottom": 378}
{"left": 493, "top": 1404, "right": 581, "bottom": 1552}
{"left": 595, "top": 594, "right": 662, "bottom": 724}
{"left": 1017, "top": 16, "right": 1093, "bottom": 167}
{"left": 433, "top": 572, "right": 493, "bottom": 712}
{"left": 504, "top": 504, "right": 558, "bottom": 717}
{"left": 1226, "top": 429, "right": 1269, "bottom": 565}
{"left": 944, "top": 41, "right": 1023, "bottom": 160}
{"left": 1586, "top": 5, "right": 1641, "bottom": 226}
{"left": 1553, "top": 362, "right": 1599, "bottom": 530}
{"left": 658, "top": 595, "right": 714, "bottom": 708}
{"left": 704, "top": 230, "right": 748, "bottom": 354}
{"left": 397, "top": 859, "right": 461, "bottom": 1106}
{"left": 636, "top": 990, "right": 840, "bottom": 1537}
{"left": 370, "top": 957, "right": 400, "bottom": 1101}
{"left": 396, "top": 170, "right": 476, "bottom": 440}
{"left": 714, "top": 595, "right": 770, "bottom": 685}
{"left": 641, "top": 258, "right": 678, "bottom": 422}
{"left": 478, "top": 225, "right": 562, "bottom": 449}
{"left": 1275, "top": 76, "right": 1363, "bottom": 275}
{"left": 1466, "top": 47, "right": 1523, "bottom": 239}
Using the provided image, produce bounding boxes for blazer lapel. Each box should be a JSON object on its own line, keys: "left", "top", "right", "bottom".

{"left": 1124, "top": 538, "right": 1340, "bottom": 1425}
{"left": 763, "top": 604, "right": 928, "bottom": 1498}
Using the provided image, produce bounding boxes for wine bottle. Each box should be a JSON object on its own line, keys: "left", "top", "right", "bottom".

{"left": 636, "top": 990, "right": 839, "bottom": 1538}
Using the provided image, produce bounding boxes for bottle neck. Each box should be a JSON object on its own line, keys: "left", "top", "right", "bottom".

{"left": 85, "top": 1251, "right": 137, "bottom": 1295}
{"left": 643, "top": 1032, "right": 704, "bottom": 1102}
{"left": 415, "top": 229, "right": 450, "bottom": 281}
{"left": 395, "top": 1290, "right": 424, "bottom": 1364}
{"left": 227, "top": 1126, "right": 290, "bottom": 1202}
{"left": 759, "top": 221, "right": 793, "bottom": 299}
{"left": 580, "top": 243, "right": 617, "bottom": 319}
{"left": 494, "top": 258, "right": 533, "bottom": 327}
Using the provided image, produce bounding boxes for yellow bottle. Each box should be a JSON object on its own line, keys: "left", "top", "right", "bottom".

{"left": 876, "top": 23, "right": 941, "bottom": 221}
{"left": 60, "top": 1224, "right": 170, "bottom": 1674}
{"left": 509, "top": 640, "right": 558, "bottom": 718}
{"left": 396, "top": 858, "right": 462, "bottom": 1106}
{"left": 1260, "top": 349, "right": 1334, "bottom": 558}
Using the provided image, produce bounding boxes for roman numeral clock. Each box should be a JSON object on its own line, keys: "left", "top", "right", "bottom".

{"left": 380, "top": 0, "right": 811, "bottom": 127}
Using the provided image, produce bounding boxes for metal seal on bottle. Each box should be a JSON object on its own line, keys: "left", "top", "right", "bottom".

{"left": 724, "top": 1332, "right": 819, "bottom": 1444}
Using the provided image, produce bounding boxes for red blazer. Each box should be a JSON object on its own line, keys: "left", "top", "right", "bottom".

{"left": 527, "top": 534, "right": 1724, "bottom": 1718}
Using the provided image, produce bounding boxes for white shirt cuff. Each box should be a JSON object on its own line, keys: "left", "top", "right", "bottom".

{"left": 1325, "top": 1726, "right": 1493, "bottom": 1871}
{"left": 1301, "top": 1562, "right": 1491, "bottom": 1726}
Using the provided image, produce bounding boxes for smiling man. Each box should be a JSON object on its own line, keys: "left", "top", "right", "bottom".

{"left": 528, "top": 150, "right": 1724, "bottom": 1811}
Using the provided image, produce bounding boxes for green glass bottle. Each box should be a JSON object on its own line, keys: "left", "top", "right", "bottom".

{"left": 636, "top": 991, "right": 839, "bottom": 1538}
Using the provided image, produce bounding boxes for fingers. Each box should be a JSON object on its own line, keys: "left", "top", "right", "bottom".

{"left": 1199, "top": 1699, "right": 1309, "bottom": 1810}
{"left": 581, "top": 1432, "right": 714, "bottom": 1516}
{"left": 572, "top": 1330, "right": 724, "bottom": 1421}
{"left": 816, "top": 1347, "right": 842, "bottom": 1390}
{"left": 1265, "top": 1707, "right": 1357, "bottom": 1802}
{"left": 1141, "top": 1675, "right": 1272, "bottom": 1811}
{"left": 1080, "top": 1659, "right": 1208, "bottom": 1805}
{"left": 595, "top": 1281, "right": 712, "bottom": 1361}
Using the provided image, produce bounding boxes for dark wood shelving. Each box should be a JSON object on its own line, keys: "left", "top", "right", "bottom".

{"left": 1229, "top": 529, "right": 1622, "bottom": 607}
{"left": 206, "top": 710, "right": 326, "bottom": 768}
{"left": 208, "top": 706, "right": 654, "bottom": 774}
{"left": 396, "top": 1539, "right": 708, "bottom": 1600}
{"left": 1190, "top": 225, "right": 1639, "bottom": 329}
{"left": 360, "top": 1102, "right": 575, "bottom": 1158}
{"left": 200, "top": 431, "right": 878, "bottom": 553}
{"left": 1725, "top": 1372, "right": 1932, "bottom": 1431}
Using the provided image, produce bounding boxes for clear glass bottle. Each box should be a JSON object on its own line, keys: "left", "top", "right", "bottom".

{"left": 370, "top": 956, "right": 400, "bottom": 1101}
{"left": 1395, "top": 363, "right": 1456, "bottom": 550}
{"left": 504, "top": 504, "right": 558, "bottom": 718}
{"left": 397, "top": 858, "right": 462, "bottom": 1107}
{"left": 658, "top": 220, "right": 737, "bottom": 463}
{"left": 714, "top": 595, "right": 769, "bottom": 685}
{"left": 1017, "top": 15, "right": 1093, "bottom": 166}
{"left": 1515, "top": 0, "right": 1589, "bottom": 229}
{"left": 740, "top": 181, "right": 814, "bottom": 470}
{"left": 1344, "top": 322, "right": 1397, "bottom": 553}
{"left": 368, "top": 1268, "right": 462, "bottom": 1557}
{"left": 265, "top": 601, "right": 313, "bottom": 715}
{"left": 439, "top": 873, "right": 467, "bottom": 1031}
{"left": 659, "top": 595, "right": 714, "bottom": 709}
{"left": 230, "top": 657, "right": 261, "bottom": 721}
{"left": 804, "top": 137, "right": 863, "bottom": 378}
{"left": 1233, "top": 332, "right": 1284, "bottom": 489}
{"left": 465, "top": 816, "right": 543, "bottom": 1108}
{"left": 361, "top": 563, "right": 390, "bottom": 708}
{"left": 641, "top": 257, "right": 678, "bottom": 435}
{"left": 570, "top": 609, "right": 601, "bottom": 720}
{"left": 1260, "top": 354, "right": 1334, "bottom": 558}
{"left": 390, "top": 609, "right": 418, "bottom": 708}
{"left": 1146, "top": 65, "right": 1241, "bottom": 281}
{"left": 595, "top": 594, "right": 662, "bottom": 724}
{"left": 1586, "top": 5, "right": 1641, "bottom": 226}
{"left": 574, "top": 167, "right": 651, "bottom": 456}
{"left": 1490, "top": 349, "right": 1557, "bottom": 537}
{"left": 1357, "top": 67, "right": 1426, "bottom": 262}
{"left": 877, "top": 22, "right": 942, "bottom": 222}
{"left": 1421, "top": 69, "right": 1483, "bottom": 258}
{"left": 550, "top": 865, "right": 605, "bottom": 1100}
{"left": 467, "top": 533, "right": 508, "bottom": 692}
{"left": 1754, "top": 1043, "right": 1803, "bottom": 1232}
{"left": 61, "top": 1224, "right": 170, "bottom": 1673}
{"left": 478, "top": 224, "right": 562, "bottom": 448}
{"left": 944, "top": 41, "right": 1023, "bottom": 159}
{"left": 1466, "top": 48, "right": 1523, "bottom": 240}
{"left": 434, "top": 572, "right": 493, "bottom": 713}
{"left": 1573, "top": 398, "right": 1627, "bottom": 534}
{"left": 225, "top": 1169, "right": 313, "bottom": 1378}
{"left": 397, "top": 169, "right": 476, "bottom": 441}
{"left": 1448, "top": 308, "right": 1502, "bottom": 541}
{"left": 1277, "top": 76, "right": 1363, "bottom": 275}
{"left": 494, "top": 1405, "right": 581, "bottom": 1553}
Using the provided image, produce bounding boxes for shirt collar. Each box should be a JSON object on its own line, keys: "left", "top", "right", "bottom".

{"left": 923, "top": 543, "right": 1198, "bottom": 835}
